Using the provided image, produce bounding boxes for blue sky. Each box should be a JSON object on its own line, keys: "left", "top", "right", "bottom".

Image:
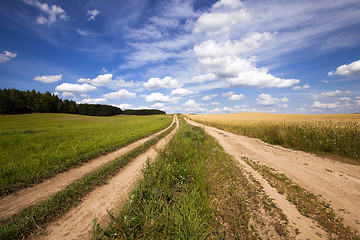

{"left": 1, "top": 0, "right": 360, "bottom": 114}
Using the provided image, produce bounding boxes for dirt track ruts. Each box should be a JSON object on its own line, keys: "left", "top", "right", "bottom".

{"left": 186, "top": 117, "right": 360, "bottom": 239}
{"left": 35, "top": 115, "right": 179, "bottom": 240}
{"left": 0, "top": 116, "right": 176, "bottom": 220}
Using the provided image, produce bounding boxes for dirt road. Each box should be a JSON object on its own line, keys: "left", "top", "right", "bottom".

{"left": 35, "top": 115, "right": 179, "bottom": 240}
{"left": 186, "top": 118, "right": 360, "bottom": 238}
{"left": 0, "top": 116, "right": 175, "bottom": 220}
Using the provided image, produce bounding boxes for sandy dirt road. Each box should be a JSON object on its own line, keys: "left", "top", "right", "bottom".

{"left": 35, "top": 115, "right": 179, "bottom": 240}
{"left": 186, "top": 118, "right": 360, "bottom": 239}
{"left": 0, "top": 116, "right": 175, "bottom": 220}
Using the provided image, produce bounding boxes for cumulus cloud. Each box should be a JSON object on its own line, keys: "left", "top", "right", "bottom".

{"left": 142, "top": 92, "right": 179, "bottom": 103}
{"left": 34, "top": 74, "right": 62, "bottom": 83}
{"left": 320, "top": 90, "right": 351, "bottom": 97}
{"left": 339, "top": 97, "right": 351, "bottom": 101}
{"left": 191, "top": 73, "right": 217, "bottom": 83}
{"left": 222, "top": 92, "right": 245, "bottom": 101}
{"left": 200, "top": 56, "right": 299, "bottom": 88}
{"left": 194, "top": 32, "right": 275, "bottom": 58}
{"left": 193, "top": 0, "right": 250, "bottom": 36}
{"left": 293, "top": 84, "right": 310, "bottom": 90}
{"left": 143, "top": 76, "right": 181, "bottom": 90}
{"left": 0, "top": 51, "right": 17, "bottom": 63}
{"left": 256, "top": 94, "right": 288, "bottom": 106}
{"left": 115, "top": 79, "right": 141, "bottom": 88}
{"left": 312, "top": 101, "right": 338, "bottom": 109}
{"left": 328, "top": 59, "right": 360, "bottom": 77}
{"left": 80, "top": 98, "right": 107, "bottom": 104}
{"left": 183, "top": 99, "right": 208, "bottom": 113}
{"left": 114, "top": 103, "right": 132, "bottom": 109}
{"left": 171, "top": 88, "right": 193, "bottom": 96}
{"left": 78, "top": 74, "right": 113, "bottom": 87}
{"left": 103, "top": 89, "right": 137, "bottom": 100}
{"left": 202, "top": 94, "right": 218, "bottom": 101}
{"left": 151, "top": 102, "right": 165, "bottom": 108}
{"left": 55, "top": 83, "right": 96, "bottom": 93}
{"left": 62, "top": 92, "right": 75, "bottom": 98}
{"left": 23, "top": 0, "right": 66, "bottom": 25}
{"left": 87, "top": 9, "right": 100, "bottom": 21}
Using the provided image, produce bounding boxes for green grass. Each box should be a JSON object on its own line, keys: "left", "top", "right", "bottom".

{"left": 244, "top": 157, "right": 360, "bottom": 239}
{"left": 92, "top": 117, "right": 290, "bottom": 239}
{"left": 0, "top": 118, "right": 176, "bottom": 240}
{"left": 0, "top": 113, "right": 172, "bottom": 197}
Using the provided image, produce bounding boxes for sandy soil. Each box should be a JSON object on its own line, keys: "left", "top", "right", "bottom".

{"left": 0, "top": 116, "right": 175, "bottom": 220}
{"left": 34, "top": 115, "right": 179, "bottom": 240}
{"left": 186, "top": 118, "right": 360, "bottom": 239}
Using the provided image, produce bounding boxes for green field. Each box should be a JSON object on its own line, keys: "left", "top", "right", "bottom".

{"left": 0, "top": 113, "right": 172, "bottom": 197}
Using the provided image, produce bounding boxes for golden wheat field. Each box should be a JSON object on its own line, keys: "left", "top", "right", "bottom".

{"left": 186, "top": 113, "right": 360, "bottom": 162}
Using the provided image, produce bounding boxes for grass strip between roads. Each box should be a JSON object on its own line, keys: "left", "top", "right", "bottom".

{"left": 244, "top": 157, "right": 360, "bottom": 239}
{"left": 0, "top": 119, "right": 176, "bottom": 240}
{"left": 92, "top": 117, "right": 291, "bottom": 239}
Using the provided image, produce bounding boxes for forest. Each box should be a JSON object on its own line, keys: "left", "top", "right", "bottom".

{"left": 0, "top": 89, "right": 165, "bottom": 116}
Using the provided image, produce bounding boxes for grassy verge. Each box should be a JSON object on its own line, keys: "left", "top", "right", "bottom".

{"left": 92, "top": 117, "right": 292, "bottom": 239}
{"left": 0, "top": 113, "right": 172, "bottom": 197}
{"left": 0, "top": 119, "right": 176, "bottom": 240}
{"left": 186, "top": 113, "right": 360, "bottom": 164}
{"left": 244, "top": 157, "right": 360, "bottom": 239}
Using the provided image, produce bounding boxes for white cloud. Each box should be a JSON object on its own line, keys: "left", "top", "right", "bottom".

{"left": 33, "top": 74, "right": 62, "bottom": 83}
{"left": 321, "top": 90, "right": 351, "bottom": 97}
{"left": 114, "top": 103, "right": 132, "bottom": 109}
{"left": 293, "top": 84, "right": 310, "bottom": 90}
{"left": 210, "top": 105, "right": 257, "bottom": 114}
{"left": 200, "top": 56, "right": 299, "bottom": 88}
{"left": 193, "top": 0, "right": 250, "bottom": 36}
{"left": 80, "top": 98, "right": 107, "bottom": 104}
{"left": 78, "top": 74, "right": 113, "bottom": 86}
{"left": 213, "top": 0, "right": 243, "bottom": 9}
{"left": 328, "top": 59, "right": 360, "bottom": 77}
{"left": 142, "top": 92, "right": 179, "bottom": 103}
{"left": 55, "top": 83, "right": 96, "bottom": 93}
{"left": 222, "top": 92, "right": 245, "bottom": 101}
{"left": 151, "top": 102, "right": 165, "bottom": 108}
{"left": 182, "top": 99, "right": 208, "bottom": 113}
{"left": 202, "top": 94, "right": 218, "bottom": 101}
{"left": 256, "top": 94, "right": 288, "bottom": 106}
{"left": 171, "top": 88, "right": 193, "bottom": 96}
{"left": 312, "top": 101, "right": 338, "bottom": 109}
{"left": 115, "top": 79, "right": 141, "bottom": 88}
{"left": 339, "top": 97, "right": 351, "bottom": 101}
{"left": 210, "top": 102, "right": 220, "bottom": 105}
{"left": 23, "top": 0, "right": 66, "bottom": 25}
{"left": 143, "top": 76, "right": 181, "bottom": 90}
{"left": 0, "top": 51, "right": 17, "bottom": 63}
{"left": 191, "top": 73, "right": 217, "bottom": 83}
{"left": 103, "top": 89, "right": 137, "bottom": 100}
{"left": 87, "top": 9, "right": 100, "bottom": 21}
{"left": 62, "top": 92, "right": 75, "bottom": 98}
{"left": 194, "top": 32, "right": 275, "bottom": 58}
{"left": 183, "top": 99, "right": 203, "bottom": 108}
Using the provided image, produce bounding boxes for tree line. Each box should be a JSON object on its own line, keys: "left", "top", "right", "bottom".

{"left": 0, "top": 89, "right": 165, "bottom": 116}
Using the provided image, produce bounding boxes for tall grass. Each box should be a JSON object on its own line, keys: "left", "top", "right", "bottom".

{"left": 186, "top": 113, "right": 360, "bottom": 163}
{"left": 93, "top": 118, "right": 289, "bottom": 239}
{"left": 0, "top": 113, "right": 172, "bottom": 196}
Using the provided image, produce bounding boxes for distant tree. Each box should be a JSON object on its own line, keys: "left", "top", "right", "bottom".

{"left": 123, "top": 109, "right": 166, "bottom": 115}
